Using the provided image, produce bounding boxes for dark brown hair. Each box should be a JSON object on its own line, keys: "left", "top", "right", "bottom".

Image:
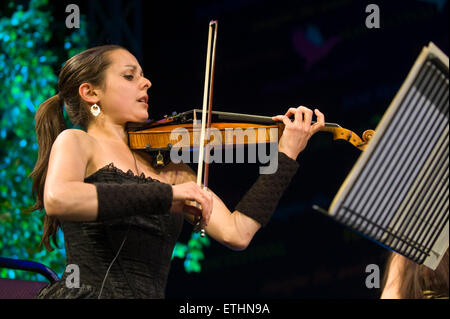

{"left": 382, "top": 249, "right": 449, "bottom": 298}
{"left": 27, "top": 45, "right": 125, "bottom": 251}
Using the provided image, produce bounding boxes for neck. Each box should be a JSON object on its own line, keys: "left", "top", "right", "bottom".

{"left": 87, "top": 119, "right": 129, "bottom": 145}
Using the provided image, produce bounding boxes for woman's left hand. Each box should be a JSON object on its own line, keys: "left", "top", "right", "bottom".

{"left": 272, "top": 106, "right": 325, "bottom": 160}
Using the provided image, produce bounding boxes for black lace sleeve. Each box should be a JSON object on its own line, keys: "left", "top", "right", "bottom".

{"left": 95, "top": 181, "right": 173, "bottom": 221}
{"left": 235, "top": 152, "right": 299, "bottom": 227}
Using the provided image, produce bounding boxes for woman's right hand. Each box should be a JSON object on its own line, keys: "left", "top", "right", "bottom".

{"left": 170, "top": 182, "right": 213, "bottom": 226}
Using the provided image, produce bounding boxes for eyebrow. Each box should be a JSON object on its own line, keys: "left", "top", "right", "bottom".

{"left": 124, "top": 65, "right": 144, "bottom": 76}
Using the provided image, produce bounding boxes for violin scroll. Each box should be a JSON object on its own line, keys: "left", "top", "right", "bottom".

{"left": 362, "top": 129, "right": 375, "bottom": 143}
{"left": 326, "top": 127, "right": 375, "bottom": 151}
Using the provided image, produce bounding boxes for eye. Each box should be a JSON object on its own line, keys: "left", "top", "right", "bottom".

{"left": 124, "top": 75, "right": 134, "bottom": 80}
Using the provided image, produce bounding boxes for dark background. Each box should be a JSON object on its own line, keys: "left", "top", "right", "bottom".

{"left": 48, "top": 0, "right": 449, "bottom": 298}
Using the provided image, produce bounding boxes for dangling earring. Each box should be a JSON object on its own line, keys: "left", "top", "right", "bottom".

{"left": 90, "top": 103, "right": 101, "bottom": 117}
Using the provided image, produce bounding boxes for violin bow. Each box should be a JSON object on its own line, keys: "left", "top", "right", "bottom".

{"left": 195, "top": 20, "right": 218, "bottom": 236}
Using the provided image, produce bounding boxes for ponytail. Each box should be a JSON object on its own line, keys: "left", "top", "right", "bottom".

{"left": 28, "top": 94, "right": 67, "bottom": 251}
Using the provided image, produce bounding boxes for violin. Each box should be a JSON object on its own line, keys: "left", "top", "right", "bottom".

{"left": 127, "top": 20, "right": 375, "bottom": 235}
{"left": 127, "top": 109, "right": 375, "bottom": 167}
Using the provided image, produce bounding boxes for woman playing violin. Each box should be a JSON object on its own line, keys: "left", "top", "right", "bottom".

{"left": 31, "top": 45, "right": 325, "bottom": 298}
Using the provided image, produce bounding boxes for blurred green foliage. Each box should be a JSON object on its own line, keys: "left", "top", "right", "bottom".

{"left": 172, "top": 232, "right": 211, "bottom": 273}
{"left": 0, "top": 0, "right": 87, "bottom": 281}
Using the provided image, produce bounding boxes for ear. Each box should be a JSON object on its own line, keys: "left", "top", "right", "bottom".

{"left": 79, "top": 82, "right": 101, "bottom": 105}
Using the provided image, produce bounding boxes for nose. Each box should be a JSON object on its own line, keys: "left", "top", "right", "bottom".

{"left": 141, "top": 76, "right": 151, "bottom": 90}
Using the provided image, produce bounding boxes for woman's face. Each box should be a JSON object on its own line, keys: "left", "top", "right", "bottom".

{"left": 99, "top": 49, "right": 152, "bottom": 124}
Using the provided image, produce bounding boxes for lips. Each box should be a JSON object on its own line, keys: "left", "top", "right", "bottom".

{"left": 137, "top": 95, "right": 148, "bottom": 104}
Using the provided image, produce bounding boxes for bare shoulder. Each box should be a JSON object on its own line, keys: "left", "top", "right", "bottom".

{"left": 54, "top": 128, "right": 93, "bottom": 147}
{"left": 44, "top": 129, "right": 96, "bottom": 184}
{"left": 52, "top": 129, "right": 95, "bottom": 162}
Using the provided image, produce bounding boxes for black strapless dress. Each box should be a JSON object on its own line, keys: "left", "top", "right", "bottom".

{"left": 35, "top": 163, "right": 183, "bottom": 299}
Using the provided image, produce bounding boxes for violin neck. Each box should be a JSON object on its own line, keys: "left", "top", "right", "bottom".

{"left": 186, "top": 109, "right": 340, "bottom": 127}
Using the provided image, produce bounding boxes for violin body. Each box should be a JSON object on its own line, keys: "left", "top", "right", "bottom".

{"left": 128, "top": 110, "right": 283, "bottom": 148}
{"left": 127, "top": 110, "right": 283, "bottom": 166}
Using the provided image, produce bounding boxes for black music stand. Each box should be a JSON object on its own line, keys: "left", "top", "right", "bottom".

{"left": 314, "top": 42, "right": 449, "bottom": 270}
